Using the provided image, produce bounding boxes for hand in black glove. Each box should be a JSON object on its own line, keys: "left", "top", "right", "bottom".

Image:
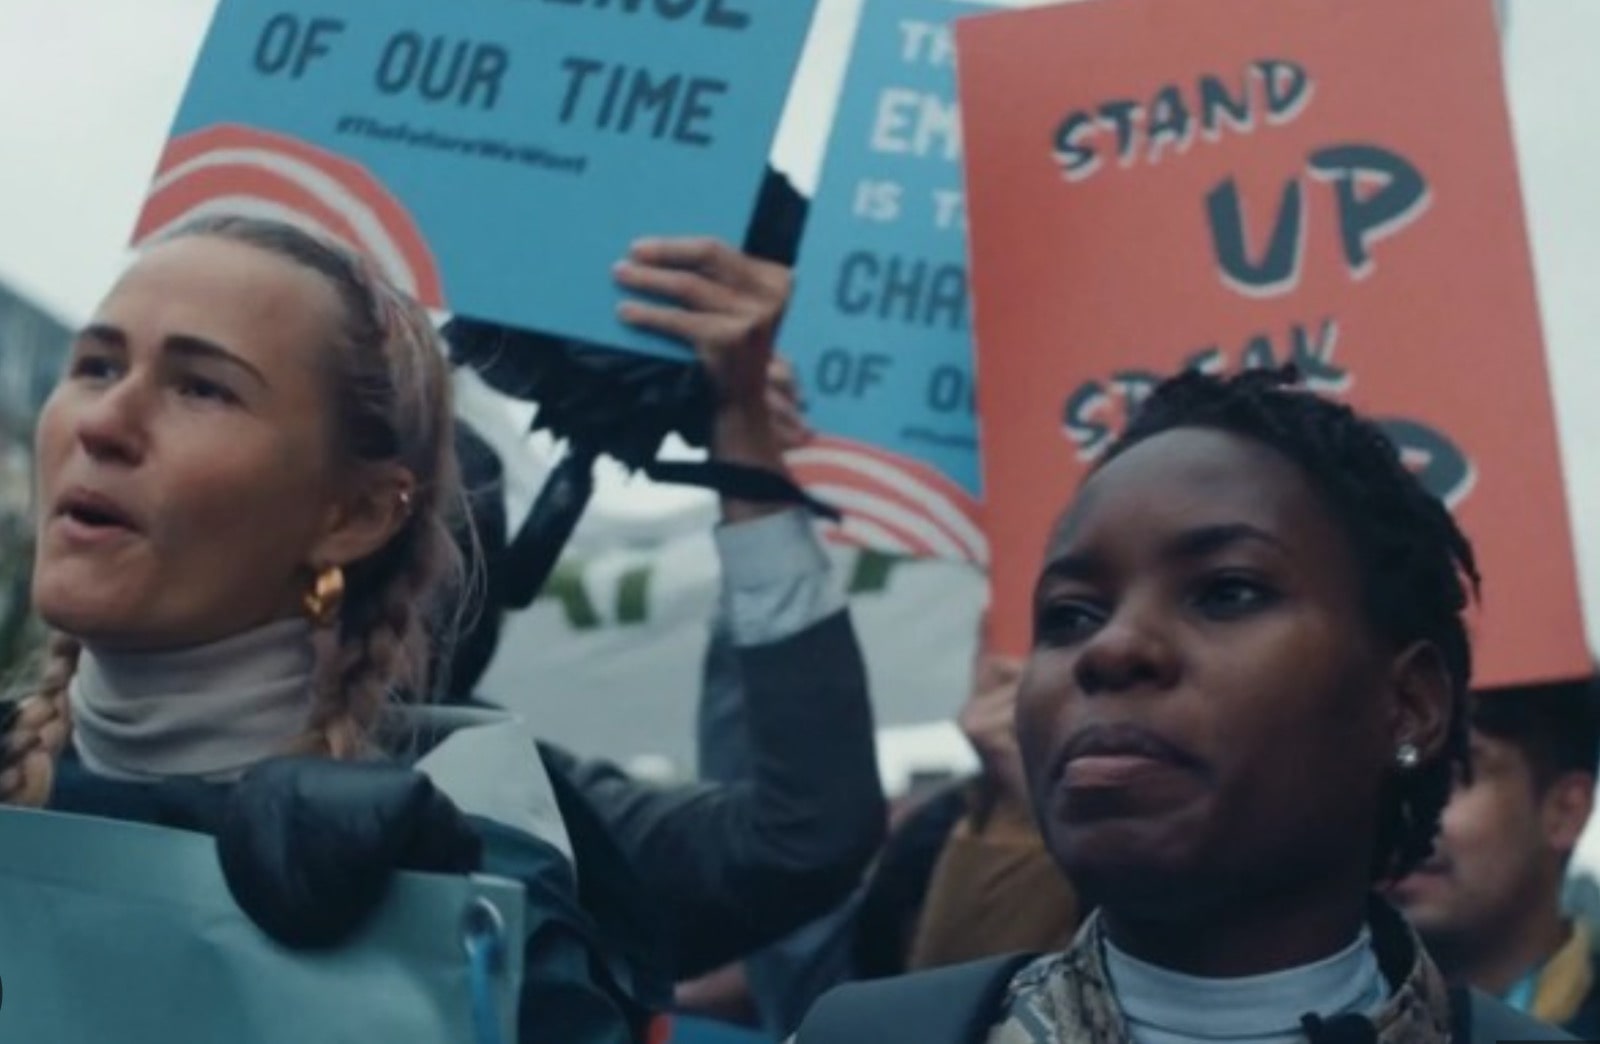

{"left": 217, "top": 757, "right": 483, "bottom": 950}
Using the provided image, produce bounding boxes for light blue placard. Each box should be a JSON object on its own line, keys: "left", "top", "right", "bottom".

{"left": 139, "top": 0, "right": 817, "bottom": 358}
{"left": 0, "top": 806, "right": 526, "bottom": 1043}
{"left": 783, "top": 0, "right": 986, "bottom": 562}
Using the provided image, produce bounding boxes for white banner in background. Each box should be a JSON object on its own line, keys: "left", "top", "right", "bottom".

{"left": 480, "top": 523, "right": 987, "bottom": 791}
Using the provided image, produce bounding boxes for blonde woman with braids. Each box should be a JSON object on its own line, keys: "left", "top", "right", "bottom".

{"left": 8, "top": 216, "right": 456, "bottom": 789}
{"left": 0, "top": 216, "right": 652, "bottom": 1042}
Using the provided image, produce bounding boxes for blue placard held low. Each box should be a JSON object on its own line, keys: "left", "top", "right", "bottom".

{"left": 0, "top": 806, "right": 527, "bottom": 1043}
{"left": 782, "top": 0, "right": 987, "bottom": 564}
{"left": 134, "top": 0, "right": 817, "bottom": 359}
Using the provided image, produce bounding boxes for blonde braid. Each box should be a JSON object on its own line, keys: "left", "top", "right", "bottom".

{"left": 308, "top": 262, "right": 464, "bottom": 757}
{"left": 3, "top": 631, "right": 81, "bottom": 806}
{"left": 306, "top": 507, "right": 457, "bottom": 757}
{"left": 32, "top": 630, "right": 81, "bottom": 733}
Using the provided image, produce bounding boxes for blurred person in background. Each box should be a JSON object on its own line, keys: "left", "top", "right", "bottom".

{"left": 682, "top": 607, "right": 1083, "bottom": 1040}
{"left": 429, "top": 169, "right": 889, "bottom": 999}
{"left": 434, "top": 252, "right": 887, "bottom": 996}
{"left": 1390, "top": 676, "right": 1600, "bottom": 1035}
{"left": 885, "top": 624, "right": 1083, "bottom": 973}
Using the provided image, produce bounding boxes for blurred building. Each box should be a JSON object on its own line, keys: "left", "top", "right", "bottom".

{"left": 0, "top": 279, "right": 68, "bottom": 675}
{"left": 0, "top": 278, "right": 67, "bottom": 521}
{"left": 0, "top": 280, "right": 69, "bottom": 447}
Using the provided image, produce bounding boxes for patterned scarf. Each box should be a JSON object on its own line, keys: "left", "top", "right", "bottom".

{"left": 985, "top": 899, "right": 1453, "bottom": 1044}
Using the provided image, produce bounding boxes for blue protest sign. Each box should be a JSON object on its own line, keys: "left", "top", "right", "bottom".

{"left": 783, "top": 0, "right": 986, "bottom": 563}
{"left": 134, "top": 0, "right": 817, "bottom": 359}
{"left": 0, "top": 806, "right": 526, "bottom": 1043}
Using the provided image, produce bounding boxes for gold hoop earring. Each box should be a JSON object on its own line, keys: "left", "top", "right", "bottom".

{"left": 302, "top": 565, "right": 346, "bottom": 628}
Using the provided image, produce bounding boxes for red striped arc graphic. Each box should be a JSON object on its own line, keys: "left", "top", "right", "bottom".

{"left": 787, "top": 434, "right": 988, "bottom": 565}
{"left": 133, "top": 123, "right": 445, "bottom": 308}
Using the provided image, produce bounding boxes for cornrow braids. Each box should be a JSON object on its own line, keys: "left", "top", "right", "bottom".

{"left": 168, "top": 216, "right": 471, "bottom": 757}
{"left": 1099, "top": 366, "right": 1480, "bottom": 881}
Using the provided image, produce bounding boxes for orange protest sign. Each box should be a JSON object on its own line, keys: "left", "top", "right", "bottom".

{"left": 956, "top": 0, "right": 1586, "bottom": 688}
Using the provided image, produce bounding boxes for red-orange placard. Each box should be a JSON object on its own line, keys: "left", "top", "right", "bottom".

{"left": 956, "top": 0, "right": 1586, "bottom": 688}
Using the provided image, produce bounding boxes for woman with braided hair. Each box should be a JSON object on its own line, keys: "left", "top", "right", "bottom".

{"left": 796, "top": 368, "right": 1572, "bottom": 1044}
{"left": 6, "top": 216, "right": 461, "bottom": 792}
{"left": 0, "top": 216, "right": 656, "bottom": 1042}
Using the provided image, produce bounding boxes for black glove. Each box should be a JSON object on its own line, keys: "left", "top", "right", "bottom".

{"left": 217, "top": 757, "right": 483, "bottom": 949}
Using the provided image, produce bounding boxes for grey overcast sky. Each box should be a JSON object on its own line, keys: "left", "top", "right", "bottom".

{"left": 2, "top": 0, "right": 1598, "bottom": 648}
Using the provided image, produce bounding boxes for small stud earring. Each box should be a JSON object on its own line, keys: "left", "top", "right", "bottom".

{"left": 1396, "top": 742, "right": 1421, "bottom": 770}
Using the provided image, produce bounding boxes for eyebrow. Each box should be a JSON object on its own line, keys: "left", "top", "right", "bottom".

{"left": 80, "top": 323, "right": 268, "bottom": 389}
{"left": 1040, "top": 522, "right": 1289, "bottom": 585}
{"left": 1165, "top": 522, "right": 1288, "bottom": 560}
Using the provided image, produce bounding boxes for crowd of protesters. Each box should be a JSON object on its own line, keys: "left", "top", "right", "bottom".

{"left": 0, "top": 195, "right": 1596, "bottom": 1044}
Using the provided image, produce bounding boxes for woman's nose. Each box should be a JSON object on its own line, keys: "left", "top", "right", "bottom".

{"left": 1073, "top": 610, "right": 1180, "bottom": 697}
{"left": 73, "top": 380, "right": 149, "bottom": 466}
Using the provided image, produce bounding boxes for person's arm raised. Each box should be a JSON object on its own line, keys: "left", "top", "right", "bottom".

{"left": 614, "top": 235, "right": 802, "bottom": 524}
